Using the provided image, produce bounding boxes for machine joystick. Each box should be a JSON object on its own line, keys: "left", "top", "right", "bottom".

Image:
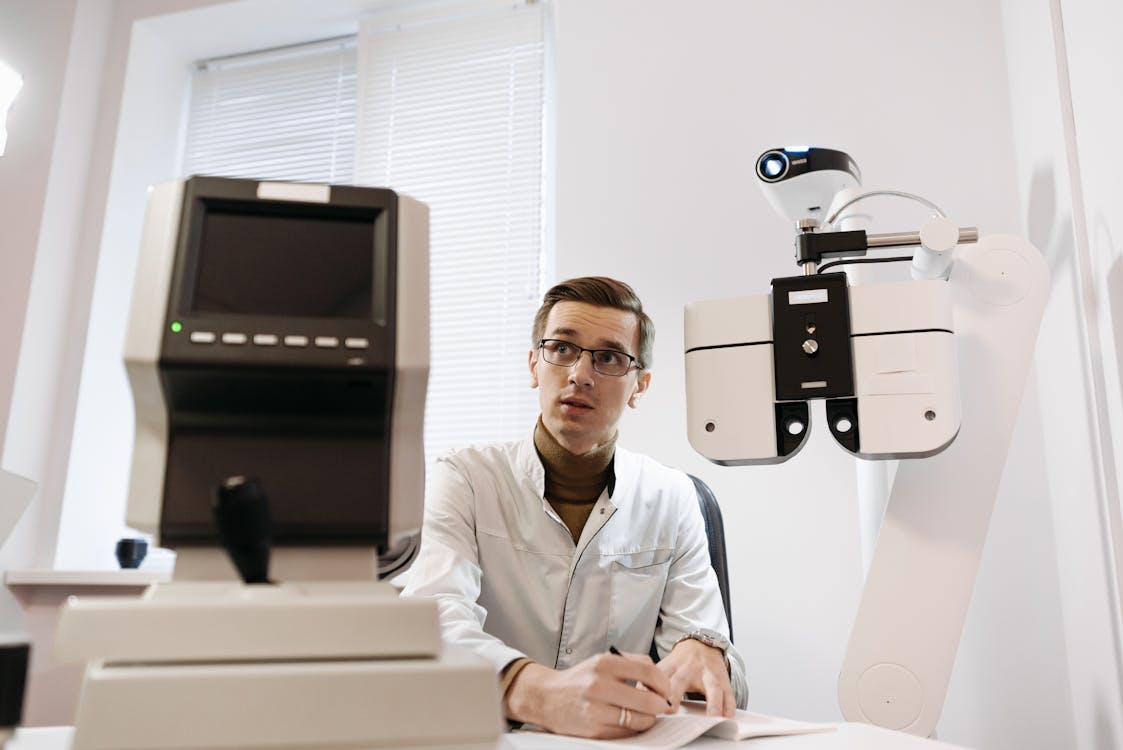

{"left": 212, "top": 476, "right": 273, "bottom": 584}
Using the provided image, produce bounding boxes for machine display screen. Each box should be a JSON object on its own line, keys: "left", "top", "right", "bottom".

{"left": 190, "top": 207, "right": 377, "bottom": 319}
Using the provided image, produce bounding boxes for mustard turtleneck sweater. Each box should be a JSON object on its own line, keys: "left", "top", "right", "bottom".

{"left": 533, "top": 416, "right": 617, "bottom": 543}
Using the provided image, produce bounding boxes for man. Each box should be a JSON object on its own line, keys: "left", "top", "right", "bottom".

{"left": 402, "top": 277, "right": 748, "bottom": 738}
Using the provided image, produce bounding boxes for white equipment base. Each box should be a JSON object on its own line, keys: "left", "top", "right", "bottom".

{"left": 56, "top": 582, "right": 503, "bottom": 750}
{"left": 70, "top": 648, "right": 500, "bottom": 750}
{"left": 55, "top": 581, "right": 440, "bottom": 663}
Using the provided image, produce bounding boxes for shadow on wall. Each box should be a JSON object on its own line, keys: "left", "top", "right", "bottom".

{"left": 1029, "top": 166, "right": 1122, "bottom": 750}
{"left": 1100, "top": 224, "right": 1123, "bottom": 395}
{"left": 1027, "top": 163, "right": 1070, "bottom": 278}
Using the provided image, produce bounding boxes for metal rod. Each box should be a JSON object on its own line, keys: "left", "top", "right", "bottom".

{"left": 865, "top": 227, "right": 979, "bottom": 249}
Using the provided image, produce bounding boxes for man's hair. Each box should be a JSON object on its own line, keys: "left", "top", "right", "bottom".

{"left": 531, "top": 276, "right": 654, "bottom": 369}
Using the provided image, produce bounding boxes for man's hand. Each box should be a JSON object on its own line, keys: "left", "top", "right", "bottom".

{"left": 656, "top": 637, "right": 735, "bottom": 717}
{"left": 504, "top": 651, "right": 674, "bottom": 738}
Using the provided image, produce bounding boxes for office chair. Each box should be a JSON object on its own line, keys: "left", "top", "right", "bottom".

{"left": 688, "top": 473, "right": 733, "bottom": 636}
{"left": 650, "top": 473, "right": 733, "bottom": 662}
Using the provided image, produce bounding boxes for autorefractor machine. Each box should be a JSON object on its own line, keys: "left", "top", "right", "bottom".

{"left": 685, "top": 147, "right": 1050, "bottom": 737}
{"left": 52, "top": 176, "right": 504, "bottom": 750}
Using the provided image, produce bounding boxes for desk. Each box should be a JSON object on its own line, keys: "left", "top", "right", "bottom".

{"left": 506, "top": 725, "right": 969, "bottom": 749}
{"left": 7, "top": 724, "right": 970, "bottom": 749}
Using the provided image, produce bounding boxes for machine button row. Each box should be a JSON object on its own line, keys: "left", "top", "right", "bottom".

{"left": 187, "top": 331, "right": 370, "bottom": 350}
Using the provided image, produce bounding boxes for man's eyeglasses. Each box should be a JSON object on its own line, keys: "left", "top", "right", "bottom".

{"left": 537, "top": 339, "right": 640, "bottom": 377}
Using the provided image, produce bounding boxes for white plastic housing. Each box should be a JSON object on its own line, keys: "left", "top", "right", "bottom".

{"left": 55, "top": 582, "right": 440, "bottom": 663}
{"left": 122, "top": 180, "right": 184, "bottom": 536}
{"left": 848, "top": 280, "right": 960, "bottom": 458}
{"left": 69, "top": 647, "right": 502, "bottom": 750}
{"left": 838, "top": 234, "right": 1050, "bottom": 736}
{"left": 761, "top": 168, "right": 861, "bottom": 225}
{"left": 685, "top": 293, "right": 786, "bottom": 464}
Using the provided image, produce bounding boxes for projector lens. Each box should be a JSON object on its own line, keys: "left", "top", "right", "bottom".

{"left": 757, "top": 150, "right": 790, "bottom": 182}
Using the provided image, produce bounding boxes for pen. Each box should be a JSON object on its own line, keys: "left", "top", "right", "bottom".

{"left": 608, "top": 645, "right": 673, "bottom": 707}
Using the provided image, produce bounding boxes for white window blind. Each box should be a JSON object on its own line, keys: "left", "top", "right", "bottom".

{"left": 356, "top": 1, "right": 547, "bottom": 466}
{"left": 183, "top": 36, "right": 357, "bottom": 183}
{"left": 181, "top": 3, "right": 548, "bottom": 467}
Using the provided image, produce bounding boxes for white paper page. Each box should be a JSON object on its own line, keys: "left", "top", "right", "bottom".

{"left": 514, "top": 714, "right": 719, "bottom": 750}
{"left": 514, "top": 704, "right": 833, "bottom": 749}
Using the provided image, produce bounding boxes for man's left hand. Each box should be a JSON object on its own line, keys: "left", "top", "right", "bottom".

{"left": 655, "top": 637, "right": 735, "bottom": 717}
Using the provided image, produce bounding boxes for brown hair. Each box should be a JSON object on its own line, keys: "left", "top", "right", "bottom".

{"left": 531, "top": 277, "right": 654, "bottom": 369}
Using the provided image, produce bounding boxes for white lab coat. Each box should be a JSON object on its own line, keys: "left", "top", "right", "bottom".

{"left": 401, "top": 429, "right": 749, "bottom": 708}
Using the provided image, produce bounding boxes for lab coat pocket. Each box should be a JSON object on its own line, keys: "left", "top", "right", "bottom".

{"left": 608, "top": 549, "right": 672, "bottom": 650}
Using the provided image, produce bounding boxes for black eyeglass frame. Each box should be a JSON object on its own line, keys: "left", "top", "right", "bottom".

{"left": 536, "top": 338, "right": 642, "bottom": 377}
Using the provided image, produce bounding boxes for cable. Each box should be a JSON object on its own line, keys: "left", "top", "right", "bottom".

{"left": 817, "top": 255, "right": 913, "bottom": 274}
{"left": 825, "top": 190, "right": 946, "bottom": 227}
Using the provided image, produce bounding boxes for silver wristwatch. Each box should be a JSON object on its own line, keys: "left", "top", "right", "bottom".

{"left": 676, "top": 627, "right": 731, "bottom": 656}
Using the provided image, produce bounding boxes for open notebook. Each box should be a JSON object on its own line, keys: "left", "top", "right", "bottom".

{"left": 517, "top": 702, "right": 835, "bottom": 749}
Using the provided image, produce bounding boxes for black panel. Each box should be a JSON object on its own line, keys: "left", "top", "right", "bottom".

{"left": 775, "top": 401, "right": 811, "bottom": 457}
{"left": 797, "top": 230, "right": 868, "bottom": 266}
{"left": 771, "top": 273, "right": 854, "bottom": 401}
{"left": 163, "top": 432, "right": 387, "bottom": 546}
{"left": 826, "top": 398, "right": 860, "bottom": 454}
{"left": 159, "top": 365, "right": 392, "bottom": 548}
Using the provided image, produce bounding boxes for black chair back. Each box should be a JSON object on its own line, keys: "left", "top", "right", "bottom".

{"left": 650, "top": 474, "right": 733, "bottom": 662}
{"left": 689, "top": 474, "right": 733, "bottom": 635}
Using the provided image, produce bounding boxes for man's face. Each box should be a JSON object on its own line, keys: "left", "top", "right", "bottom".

{"left": 529, "top": 301, "right": 652, "bottom": 455}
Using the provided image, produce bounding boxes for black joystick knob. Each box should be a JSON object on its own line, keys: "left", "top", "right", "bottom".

{"left": 212, "top": 476, "right": 273, "bottom": 584}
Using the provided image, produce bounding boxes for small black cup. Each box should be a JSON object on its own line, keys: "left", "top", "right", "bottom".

{"left": 115, "top": 538, "right": 148, "bottom": 569}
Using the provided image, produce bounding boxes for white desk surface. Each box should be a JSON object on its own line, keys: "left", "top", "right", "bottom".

{"left": 504, "top": 724, "right": 968, "bottom": 749}
{"left": 9, "top": 724, "right": 969, "bottom": 749}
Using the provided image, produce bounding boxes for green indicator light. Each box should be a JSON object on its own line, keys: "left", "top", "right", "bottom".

{"left": 170, "top": 321, "right": 183, "bottom": 333}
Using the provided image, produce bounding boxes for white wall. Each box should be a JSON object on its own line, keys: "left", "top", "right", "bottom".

{"left": 0, "top": 0, "right": 82, "bottom": 626}
{"left": 1, "top": 0, "right": 1119, "bottom": 747}
{"left": 995, "top": 0, "right": 1123, "bottom": 747}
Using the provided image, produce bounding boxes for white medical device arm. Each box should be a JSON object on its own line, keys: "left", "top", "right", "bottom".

{"left": 687, "top": 147, "right": 1052, "bottom": 736}
{"left": 838, "top": 233, "right": 1050, "bottom": 735}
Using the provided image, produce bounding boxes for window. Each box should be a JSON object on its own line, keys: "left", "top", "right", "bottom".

{"left": 182, "top": 1, "right": 549, "bottom": 465}
{"left": 183, "top": 37, "right": 357, "bottom": 184}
